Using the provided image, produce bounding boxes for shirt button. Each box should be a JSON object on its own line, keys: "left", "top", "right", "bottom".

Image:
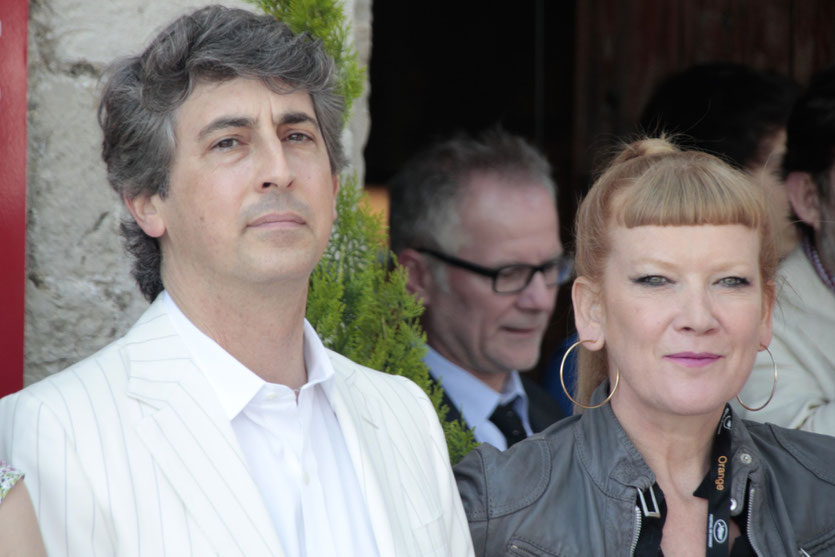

{"left": 739, "top": 452, "right": 752, "bottom": 465}
{"left": 303, "top": 471, "right": 310, "bottom": 485}
{"left": 265, "top": 391, "right": 277, "bottom": 401}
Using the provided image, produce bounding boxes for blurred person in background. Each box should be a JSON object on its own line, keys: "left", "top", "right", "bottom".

{"left": 389, "top": 129, "right": 567, "bottom": 450}
{"left": 736, "top": 66, "right": 835, "bottom": 434}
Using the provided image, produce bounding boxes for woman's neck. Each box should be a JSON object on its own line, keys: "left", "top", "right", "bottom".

{"left": 611, "top": 395, "right": 723, "bottom": 498}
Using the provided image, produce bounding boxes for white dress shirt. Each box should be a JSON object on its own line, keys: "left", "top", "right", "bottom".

{"left": 163, "top": 293, "right": 379, "bottom": 557}
{"left": 423, "top": 346, "right": 532, "bottom": 450}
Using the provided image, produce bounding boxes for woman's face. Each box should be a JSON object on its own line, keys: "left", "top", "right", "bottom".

{"left": 581, "top": 224, "right": 773, "bottom": 420}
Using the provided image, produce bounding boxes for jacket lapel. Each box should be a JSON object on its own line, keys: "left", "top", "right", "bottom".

{"left": 327, "top": 357, "right": 399, "bottom": 557}
{"left": 124, "top": 301, "right": 283, "bottom": 557}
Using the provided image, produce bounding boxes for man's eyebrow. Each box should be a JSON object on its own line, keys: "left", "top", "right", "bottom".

{"left": 196, "top": 112, "right": 319, "bottom": 141}
{"left": 279, "top": 111, "right": 319, "bottom": 128}
{"left": 197, "top": 117, "right": 254, "bottom": 141}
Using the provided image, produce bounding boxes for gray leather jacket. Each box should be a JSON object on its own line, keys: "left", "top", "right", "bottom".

{"left": 454, "top": 390, "right": 835, "bottom": 556}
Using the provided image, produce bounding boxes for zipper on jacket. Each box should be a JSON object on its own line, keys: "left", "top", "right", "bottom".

{"left": 746, "top": 486, "right": 763, "bottom": 556}
{"left": 630, "top": 505, "right": 642, "bottom": 556}
{"left": 629, "top": 483, "right": 807, "bottom": 556}
{"left": 631, "top": 484, "right": 662, "bottom": 555}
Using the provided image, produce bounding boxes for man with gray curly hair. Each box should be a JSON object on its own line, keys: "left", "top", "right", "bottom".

{"left": 0, "top": 6, "right": 473, "bottom": 556}
{"left": 389, "top": 129, "right": 567, "bottom": 451}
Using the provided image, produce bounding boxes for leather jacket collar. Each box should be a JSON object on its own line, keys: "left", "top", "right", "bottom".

{"left": 577, "top": 383, "right": 756, "bottom": 520}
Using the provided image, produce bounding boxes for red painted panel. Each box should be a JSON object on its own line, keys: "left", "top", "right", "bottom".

{"left": 0, "top": 0, "right": 28, "bottom": 396}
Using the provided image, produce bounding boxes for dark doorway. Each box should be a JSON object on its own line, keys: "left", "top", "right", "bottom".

{"left": 365, "top": 0, "right": 576, "bottom": 207}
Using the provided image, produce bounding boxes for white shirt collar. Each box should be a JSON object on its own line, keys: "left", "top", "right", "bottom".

{"left": 423, "top": 345, "right": 530, "bottom": 433}
{"left": 161, "top": 291, "right": 335, "bottom": 420}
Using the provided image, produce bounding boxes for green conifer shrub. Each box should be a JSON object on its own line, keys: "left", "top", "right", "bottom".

{"left": 248, "top": 0, "right": 364, "bottom": 123}
{"left": 247, "top": 0, "right": 477, "bottom": 464}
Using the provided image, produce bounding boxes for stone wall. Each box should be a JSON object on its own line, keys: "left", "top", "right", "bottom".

{"left": 24, "top": 0, "right": 371, "bottom": 383}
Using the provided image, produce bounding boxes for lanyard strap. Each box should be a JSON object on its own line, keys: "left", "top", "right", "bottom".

{"left": 705, "top": 405, "right": 733, "bottom": 556}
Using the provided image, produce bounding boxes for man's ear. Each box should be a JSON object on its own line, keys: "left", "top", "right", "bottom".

{"left": 397, "top": 248, "right": 435, "bottom": 305}
{"left": 124, "top": 193, "right": 166, "bottom": 238}
{"left": 331, "top": 174, "right": 340, "bottom": 222}
{"left": 786, "top": 171, "right": 822, "bottom": 231}
{"left": 572, "top": 276, "right": 606, "bottom": 351}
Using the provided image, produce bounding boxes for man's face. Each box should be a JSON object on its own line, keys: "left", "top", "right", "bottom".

{"left": 147, "top": 78, "right": 338, "bottom": 296}
{"left": 423, "top": 174, "right": 561, "bottom": 383}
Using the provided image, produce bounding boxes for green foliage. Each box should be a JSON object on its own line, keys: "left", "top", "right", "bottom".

{"left": 248, "top": 0, "right": 365, "bottom": 122}
{"left": 250, "top": 0, "right": 477, "bottom": 463}
{"left": 307, "top": 179, "right": 477, "bottom": 464}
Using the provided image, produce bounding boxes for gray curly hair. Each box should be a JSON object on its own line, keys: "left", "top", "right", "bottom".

{"left": 98, "top": 5, "right": 347, "bottom": 301}
{"left": 388, "top": 128, "right": 556, "bottom": 255}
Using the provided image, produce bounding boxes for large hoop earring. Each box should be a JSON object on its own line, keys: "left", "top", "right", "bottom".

{"left": 560, "top": 339, "right": 620, "bottom": 410}
{"left": 736, "top": 346, "right": 778, "bottom": 412}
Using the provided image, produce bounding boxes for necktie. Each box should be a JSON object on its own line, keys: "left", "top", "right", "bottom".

{"left": 489, "top": 398, "right": 527, "bottom": 447}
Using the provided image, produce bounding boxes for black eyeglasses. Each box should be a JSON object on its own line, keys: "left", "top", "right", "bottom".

{"left": 416, "top": 248, "right": 574, "bottom": 294}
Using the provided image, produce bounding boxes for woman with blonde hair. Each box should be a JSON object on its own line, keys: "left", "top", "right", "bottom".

{"left": 454, "top": 138, "right": 835, "bottom": 555}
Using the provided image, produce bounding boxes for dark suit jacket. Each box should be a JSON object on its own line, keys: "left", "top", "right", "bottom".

{"left": 435, "top": 374, "right": 565, "bottom": 436}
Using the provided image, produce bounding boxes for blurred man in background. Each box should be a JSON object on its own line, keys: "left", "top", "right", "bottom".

{"left": 389, "top": 129, "right": 567, "bottom": 450}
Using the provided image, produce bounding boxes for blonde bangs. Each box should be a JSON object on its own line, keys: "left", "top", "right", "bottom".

{"left": 612, "top": 154, "right": 765, "bottom": 230}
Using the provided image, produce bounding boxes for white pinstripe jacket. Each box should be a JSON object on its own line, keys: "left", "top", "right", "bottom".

{"left": 0, "top": 299, "right": 474, "bottom": 557}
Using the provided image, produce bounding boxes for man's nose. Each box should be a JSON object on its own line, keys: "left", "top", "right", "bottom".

{"left": 258, "top": 137, "right": 294, "bottom": 190}
{"left": 516, "top": 270, "right": 557, "bottom": 311}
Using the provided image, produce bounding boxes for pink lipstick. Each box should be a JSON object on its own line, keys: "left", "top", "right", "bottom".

{"left": 664, "top": 352, "right": 722, "bottom": 368}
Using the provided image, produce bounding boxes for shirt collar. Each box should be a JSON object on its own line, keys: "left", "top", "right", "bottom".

{"left": 162, "top": 291, "right": 336, "bottom": 421}
{"left": 423, "top": 345, "right": 529, "bottom": 428}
